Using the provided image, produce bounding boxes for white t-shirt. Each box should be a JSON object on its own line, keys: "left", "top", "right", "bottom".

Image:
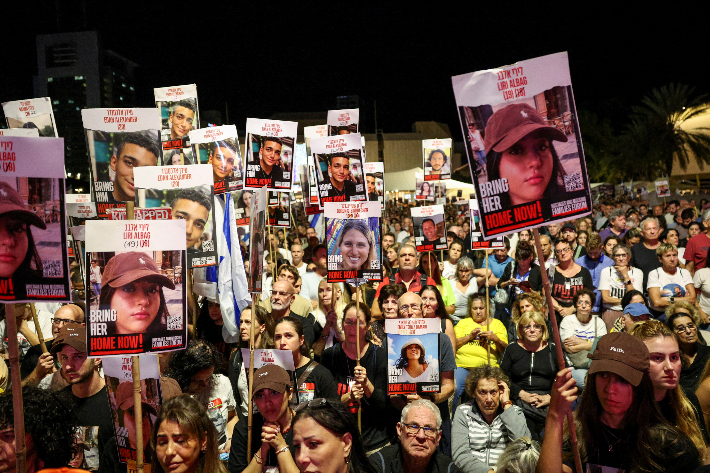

{"left": 294, "top": 261, "right": 308, "bottom": 279}
{"left": 397, "top": 359, "right": 440, "bottom": 383}
{"left": 442, "top": 261, "right": 457, "bottom": 280}
{"left": 300, "top": 271, "right": 325, "bottom": 302}
{"left": 694, "top": 268, "right": 710, "bottom": 318}
{"left": 646, "top": 267, "right": 694, "bottom": 312}
{"left": 192, "top": 374, "right": 236, "bottom": 450}
{"left": 598, "top": 266, "right": 644, "bottom": 311}
{"left": 560, "top": 314, "right": 607, "bottom": 343}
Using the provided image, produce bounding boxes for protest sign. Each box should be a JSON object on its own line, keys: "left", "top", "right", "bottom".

{"left": 304, "top": 124, "right": 328, "bottom": 155}
{"left": 312, "top": 134, "right": 367, "bottom": 204}
{"left": 423, "top": 139, "right": 452, "bottom": 181}
{"left": 411, "top": 205, "right": 447, "bottom": 252}
{"left": 0, "top": 128, "right": 39, "bottom": 137}
{"left": 108, "top": 207, "right": 172, "bottom": 220}
{"left": 0, "top": 136, "right": 71, "bottom": 302}
{"left": 452, "top": 52, "right": 592, "bottom": 238}
{"left": 134, "top": 164, "right": 217, "bottom": 268}
{"left": 155, "top": 84, "right": 199, "bottom": 168}
{"left": 327, "top": 108, "right": 359, "bottom": 136}
{"left": 364, "top": 162, "right": 385, "bottom": 209}
{"left": 85, "top": 220, "right": 187, "bottom": 356}
{"left": 241, "top": 348, "right": 296, "bottom": 371}
{"left": 385, "top": 318, "right": 440, "bottom": 395}
{"left": 655, "top": 179, "right": 670, "bottom": 197}
{"left": 103, "top": 354, "right": 162, "bottom": 467}
{"left": 232, "top": 190, "right": 253, "bottom": 227}
{"left": 190, "top": 125, "right": 243, "bottom": 194}
{"left": 67, "top": 202, "right": 97, "bottom": 219}
{"left": 248, "top": 187, "right": 267, "bottom": 293}
{"left": 2, "top": 97, "right": 58, "bottom": 137}
{"left": 325, "top": 201, "right": 381, "bottom": 283}
{"left": 244, "top": 118, "right": 297, "bottom": 190}
{"left": 267, "top": 191, "right": 290, "bottom": 227}
{"left": 81, "top": 108, "right": 161, "bottom": 218}
{"left": 469, "top": 199, "right": 505, "bottom": 249}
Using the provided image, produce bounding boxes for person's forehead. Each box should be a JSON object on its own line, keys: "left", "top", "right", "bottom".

{"left": 405, "top": 406, "right": 437, "bottom": 425}
{"left": 476, "top": 378, "right": 498, "bottom": 391}
{"left": 174, "top": 198, "right": 209, "bottom": 217}
{"left": 172, "top": 106, "right": 194, "bottom": 117}
{"left": 273, "top": 281, "right": 292, "bottom": 291}
{"left": 55, "top": 305, "right": 83, "bottom": 322}
{"left": 263, "top": 140, "right": 282, "bottom": 149}
{"left": 213, "top": 146, "right": 235, "bottom": 157}
{"left": 331, "top": 157, "right": 349, "bottom": 165}
{"left": 399, "top": 292, "right": 421, "bottom": 306}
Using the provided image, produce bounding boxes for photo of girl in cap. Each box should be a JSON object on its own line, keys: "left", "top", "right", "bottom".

{"left": 97, "top": 251, "right": 176, "bottom": 336}
{"left": 483, "top": 102, "right": 569, "bottom": 208}
{"left": 393, "top": 336, "right": 439, "bottom": 383}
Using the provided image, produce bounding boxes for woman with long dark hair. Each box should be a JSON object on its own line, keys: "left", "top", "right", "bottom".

{"left": 496, "top": 240, "right": 543, "bottom": 326}
{"left": 666, "top": 302, "right": 710, "bottom": 393}
{"left": 419, "top": 252, "right": 456, "bottom": 315}
{"left": 419, "top": 284, "right": 456, "bottom": 352}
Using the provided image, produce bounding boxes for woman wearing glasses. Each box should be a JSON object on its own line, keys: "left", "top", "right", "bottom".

{"left": 320, "top": 302, "right": 389, "bottom": 453}
{"left": 666, "top": 302, "right": 710, "bottom": 394}
{"left": 500, "top": 311, "right": 561, "bottom": 439}
{"left": 550, "top": 239, "right": 594, "bottom": 318}
{"left": 598, "top": 243, "right": 644, "bottom": 332}
{"left": 559, "top": 288, "right": 606, "bottom": 393}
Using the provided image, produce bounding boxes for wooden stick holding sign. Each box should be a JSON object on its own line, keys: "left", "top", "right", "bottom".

{"left": 532, "top": 228, "right": 582, "bottom": 473}
{"left": 29, "top": 303, "right": 48, "bottom": 354}
{"left": 5, "top": 304, "right": 26, "bottom": 473}
{"left": 247, "top": 293, "right": 257, "bottom": 459}
{"left": 348, "top": 277, "right": 368, "bottom": 434}
{"left": 126, "top": 201, "right": 145, "bottom": 473}
{"left": 485, "top": 256, "right": 491, "bottom": 365}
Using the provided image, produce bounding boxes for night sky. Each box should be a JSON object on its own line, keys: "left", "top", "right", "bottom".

{"left": 1, "top": 3, "right": 705, "bottom": 141}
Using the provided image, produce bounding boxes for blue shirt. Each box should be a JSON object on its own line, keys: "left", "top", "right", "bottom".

{"left": 488, "top": 254, "right": 514, "bottom": 297}
{"left": 575, "top": 254, "right": 613, "bottom": 312}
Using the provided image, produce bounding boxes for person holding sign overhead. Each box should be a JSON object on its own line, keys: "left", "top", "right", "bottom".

{"left": 483, "top": 103, "right": 568, "bottom": 208}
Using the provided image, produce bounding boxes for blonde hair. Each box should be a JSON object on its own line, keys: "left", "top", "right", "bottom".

{"left": 314, "top": 281, "right": 350, "bottom": 328}
{"left": 516, "top": 311, "right": 549, "bottom": 343}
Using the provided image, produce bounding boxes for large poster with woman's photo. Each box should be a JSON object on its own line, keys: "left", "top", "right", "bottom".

{"left": 0, "top": 136, "right": 71, "bottom": 302}
{"left": 452, "top": 52, "right": 592, "bottom": 239}
{"left": 84, "top": 220, "right": 187, "bottom": 356}
{"left": 385, "top": 318, "right": 440, "bottom": 395}
{"left": 325, "top": 201, "right": 381, "bottom": 283}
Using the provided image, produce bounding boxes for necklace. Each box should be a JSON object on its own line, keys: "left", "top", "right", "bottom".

{"left": 600, "top": 423, "right": 625, "bottom": 452}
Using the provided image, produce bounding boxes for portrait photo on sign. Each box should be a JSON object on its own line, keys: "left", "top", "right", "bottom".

{"left": 267, "top": 191, "right": 290, "bottom": 227}
{"left": 423, "top": 139, "right": 452, "bottom": 181}
{"left": 6, "top": 114, "right": 55, "bottom": 137}
{"left": 245, "top": 133, "right": 294, "bottom": 190}
{"left": 413, "top": 213, "right": 447, "bottom": 251}
{"left": 157, "top": 98, "right": 198, "bottom": 143}
{"left": 233, "top": 189, "right": 253, "bottom": 226}
{"left": 0, "top": 177, "right": 70, "bottom": 302}
{"left": 87, "top": 130, "right": 161, "bottom": 203}
{"left": 314, "top": 151, "right": 366, "bottom": 203}
{"left": 194, "top": 137, "right": 243, "bottom": 190}
{"left": 86, "top": 250, "right": 186, "bottom": 355}
{"left": 387, "top": 332, "right": 440, "bottom": 394}
{"left": 415, "top": 173, "right": 434, "bottom": 201}
{"left": 326, "top": 216, "right": 381, "bottom": 283}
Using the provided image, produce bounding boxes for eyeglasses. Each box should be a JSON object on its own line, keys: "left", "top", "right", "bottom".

{"left": 343, "top": 319, "right": 366, "bottom": 327}
{"left": 401, "top": 422, "right": 439, "bottom": 439}
{"left": 674, "top": 323, "right": 696, "bottom": 333}
{"left": 576, "top": 300, "right": 592, "bottom": 307}
{"left": 51, "top": 318, "right": 81, "bottom": 326}
{"left": 272, "top": 290, "right": 294, "bottom": 297}
{"left": 555, "top": 248, "right": 571, "bottom": 255}
{"left": 523, "top": 324, "right": 542, "bottom": 331}
{"left": 399, "top": 304, "right": 422, "bottom": 313}
{"left": 613, "top": 253, "right": 628, "bottom": 258}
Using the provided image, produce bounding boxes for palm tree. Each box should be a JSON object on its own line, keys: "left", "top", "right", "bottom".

{"left": 623, "top": 83, "right": 710, "bottom": 178}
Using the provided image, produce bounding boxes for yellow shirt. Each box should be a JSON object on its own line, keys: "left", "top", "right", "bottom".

{"left": 454, "top": 317, "right": 508, "bottom": 368}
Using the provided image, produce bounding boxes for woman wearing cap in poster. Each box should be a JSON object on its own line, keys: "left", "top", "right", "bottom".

{"left": 538, "top": 333, "right": 702, "bottom": 472}
{"left": 0, "top": 181, "right": 48, "bottom": 299}
{"left": 483, "top": 103, "right": 568, "bottom": 208}
{"left": 336, "top": 220, "right": 377, "bottom": 272}
{"left": 426, "top": 149, "right": 449, "bottom": 178}
{"left": 98, "top": 251, "right": 176, "bottom": 337}
{"left": 395, "top": 338, "right": 437, "bottom": 383}
{"left": 229, "top": 364, "right": 299, "bottom": 473}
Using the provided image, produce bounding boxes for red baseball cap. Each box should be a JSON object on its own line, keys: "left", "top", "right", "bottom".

{"left": 102, "top": 252, "right": 175, "bottom": 290}
{"left": 483, "top": 103, "right": 567, "bottom": 156}
{"left": 0, "top": 181, "right": 47, "bottom": 230}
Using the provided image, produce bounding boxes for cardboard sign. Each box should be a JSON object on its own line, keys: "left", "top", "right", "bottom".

{"left": 312, "top": 134, "right": 367, "bottom": 204}
{"left": 469, "top": 199, "right": 505, "bottom": 249}
{"left": 363, "top": 162, "right": 385, "bottom": 210}
{"left": 423, "top": 138, "right": 452, "bottom": 181}
{"left": 385, "top": 318, "right": 440, "bottom": 395}
{"left": 190, "top": 125, "right": 242, "bottom": 194}
{"left": 248, "top": 187, "right": 267, "bottom": 293}
{"left": 327, "top": 108, "right": 359, "bottom": 136}
{"left": 411, "top": 205, "right": 447, "bottom": 252}
{"left": 2, "top": 97, "right": 58, "bottom": 137}
{"left": 244, "top": 118, "right": 298, "bottom": 191}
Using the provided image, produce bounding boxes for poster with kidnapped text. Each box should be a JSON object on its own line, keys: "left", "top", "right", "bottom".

{"left": 452, "top": 52, "right": 591, "bottom": 239}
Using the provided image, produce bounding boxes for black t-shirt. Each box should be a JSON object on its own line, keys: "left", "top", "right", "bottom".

{"left": 253, "top": 163, "right": 286, "bottom": 188}
{"left": 324, "top": 179, "right": 357, "bottom": 200}
{"left": 630, "top": 242, "right": 663, "bottom": 291}
{"left": 550, "top": 266, "right": 594, "bottom": 308}
{"left": 229, "top": 411, "right": 295, "bottom": 472}
{"left": 292, "top": 359, "right": 339, "bottom": 404}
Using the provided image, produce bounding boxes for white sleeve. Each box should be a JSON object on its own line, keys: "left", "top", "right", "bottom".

{"left": 631, "top": 268, "right": 644, "bottom": 293}
{"left": 646, "top": 269, "right": 662, "bottom": 289}
{"left": 598, "top": 267, "right": 612, "bottom": 291}
{"left": 559, "top": 316, "right": 576, "bottom": 341}
{"left": 681, "top": 269, "right": 694, "bottom": 289}
{"left": 595, "top": 316, "right": 608, "bottom": 336}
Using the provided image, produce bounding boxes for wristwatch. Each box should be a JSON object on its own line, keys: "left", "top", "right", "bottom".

{"left": 670, "top": 296, "right": 675, "bottom": 302}
{"left": 625, "top": 279, "right": 632, "bottom": 285}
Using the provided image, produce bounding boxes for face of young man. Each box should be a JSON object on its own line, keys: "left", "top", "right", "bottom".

{"left": 169, "top": 106, "right": 195, "bottom": 139}
{"left": 366, "top": 176, "right": 376, "bottom": 194}
{"left": 172, "top": 198, "right": 209, "bottom": 249}
{"left": 260, "top": 140, "right": 282, "bottom": 172}
{"left": 110, "top": 143, "right": 158, "bottom": 201}
{"left": 209, "top": 146, "right": 235, "bottom": 181}
{"left": 328, "top": 157, "right": 350, "bottom": 187}
{"left": 382, "top": 235, "right": 394, "bottom": 250}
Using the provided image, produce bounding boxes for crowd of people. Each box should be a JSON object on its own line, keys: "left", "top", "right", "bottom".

{"left": 7, "top": 196, "right": 710, "bottom": 472}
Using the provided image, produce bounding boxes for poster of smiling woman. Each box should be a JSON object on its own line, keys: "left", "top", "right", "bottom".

{"left": 85, "top": 219, "right": 187, "bottom": 356}
{"left": 325, "top": 201, "right": 381, "bottom": 283}
{"left": 385, "top": 318, "right": 440, "bottom": 395}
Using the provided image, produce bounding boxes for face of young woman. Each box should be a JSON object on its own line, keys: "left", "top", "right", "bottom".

{"left": 604, "top": 239, "right": 619, "bottom": 257}
{"left": 644, "top": 336, "right": 681, "bottom": 392}
{"left": 319, "top": 282, "right": 333, "bottom": 307}
{"left": 518, "top": 298, "right": 535, "bottom": 313}
{"left": 387, "top": 248, "right": 397, "bottom": 263}
{"left": 664, "top": 230, "right": 680, "bottom": 246}
{"left": 576, "top": 294, "right": 592, "bottom": 318}
{"left": 275, "top": 322, "right": 304, "bottom": 355}
{"left": 111, "top": 280, "right": 161, "bottom": 334}
{"left": 342, "top": 308, "right": 368, "bottom": 344}
{"left": 577, "top": 234, "right": 587, "bottom": 246}
{"left": 448, "top": 244, "right": 462, "bottom": 263}
{"left": 470, "top": 299, "right": 487, "bottom": 323}
{"left": 420, "top": 290, "right": 439, "bottom": 318}
{"left": 382, "top": 295, "right": 400, "bottom": 319}
{"left": 155, "top": 420, "right": 203, "bottom": 473}
{"left": 0, "top": 218, "right": 29, "bottom": 278}
{"left": 339, "top": 229, "right": 369, "bottom": 270}
{"left": 672, "top": 315, "right": 698, "bottom": 345}
{"left": 294, "top": 417, "right": 351, "bottom": 473}
{"left": 498, "top": 132, "right": 554, "bottom": 206}
{"left": 254, "top": 388, "right": 290, "bottom": 423}
{"left": 596, "top": 372, "right": 634, "bottom": 420}
{"left": 239, "top": 309, "right": 265, "bottom": 342}
{"left": 406, "top": 345, "right": 421, "bottom": 360}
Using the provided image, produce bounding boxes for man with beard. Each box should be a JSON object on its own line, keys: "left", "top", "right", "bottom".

{"left": 367, "top": 174, "right": 380, "bottom": 201}
{"left": 269, "top": 279, "right": 315, "bottom": 345}
{"left": 53, "top": 325, "right": 115, "bottom": 471}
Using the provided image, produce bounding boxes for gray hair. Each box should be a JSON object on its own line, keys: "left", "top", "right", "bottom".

{"left": 608, "top": 208, "right": 626, "bottom": 223}
{"left": 400, "top": 399, "right": 442, "bottom": 429}
{"left": 495, "top": 437, "right": 541, "bottom": 473}
{"left": 703, "top": 208, "right": 710, "bottom": 222}
{"left": 612, "top": 243, "right": 632, "bottom": 257}
{"left": 642, "top": 217, "right": 660, "bottom": 231}
{"left": 455, "top": 256, "right": 474, "bottom": 282}
{"left": 397, "top": 243, "right": 418, "bottom": 258}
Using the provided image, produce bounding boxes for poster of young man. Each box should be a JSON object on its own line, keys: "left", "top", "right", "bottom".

{"left": 155, "top": 84, "right": 199, "bottom": 166}
{"left": 0, "top": 136, "right": 71, "bottom": 302}
{"left": 2, "top": 97, "right": 58, "bottom": 137}
{"left": 411, "top": 205, "right": 447, "bottom": 252}
{"left": 134, "top": 164, "right": 217, "bottom": 268}
{"left": 103, "top": 354, "right": 163, "bottom": 467}
{"left": 422, "top": 139, "right": 452, "bottom": 181}
{"left": 248, "top": 187, "right": 267, "bottom": 293}
{"left": 655, "top": 179, "right": 670, "bottom": 197}
{"left": 327, "top": 108, "right": 359, "bottom": 136}
{"left": 304, "top": 124, "right": 328, "bottom": 155}
{"left": 325, "top": 201, "right": 381, "bottom": 283}
{"left": 244, "top": 118, "right": 297, "bottom": 190}
{"left": 84, "top": 219, "right": 187, "bottom": 356}
{"left": 452, "top": 52, "right": 592, "bottom": 238}
{"left": 190, "top": 125, "right": 242, "bottom": 194}
{"left": 469, "top": 199, "right": 505, "bottom": 249}
{"left": 312, "top": 134, "right": 367, "bottom": 203}
{"left": 81, "top": 108, "right": 161, "bottom": 218}
{"left": 363, "top": 162, "right": 385, "bottom": 209}
{"left": 385, "top": 318, "right": 440, "bottom": 395}
{"left": 267, "top": 191, "right": 290, "bottom": 227}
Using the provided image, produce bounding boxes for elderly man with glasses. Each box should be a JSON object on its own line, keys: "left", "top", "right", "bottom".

{"left": 269, "top": 279, "right": 317, "bottom": 345}
{"left": 369, "top": 399, "right": 461, "bottom": 473}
